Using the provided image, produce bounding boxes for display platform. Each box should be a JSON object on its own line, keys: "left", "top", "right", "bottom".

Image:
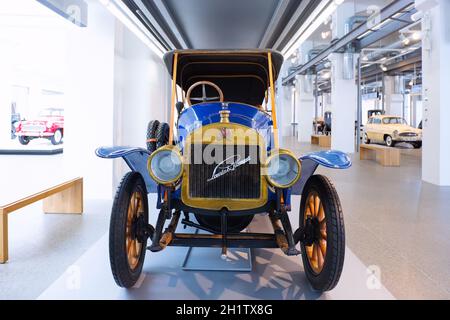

{"left": 0, "top": 139, "right": 63, "bottom": 155}
{"left": 38, "top": 215, "right": 395, "bottom": 300}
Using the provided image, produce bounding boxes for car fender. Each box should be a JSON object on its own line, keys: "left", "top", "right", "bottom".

{"left": 292, "top": 150, "right": 351, "bottom": 196}
{"left": 95, "top": 146, "right": 157, "bottom": 192}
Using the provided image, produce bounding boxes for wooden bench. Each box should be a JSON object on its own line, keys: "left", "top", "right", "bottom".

{"left": 311, "top": 135, "right": 331, "bottom": 148}
{"left": 360, "top": 144, "right": 400, "bottom": 167}
{"left": 0, "top": 177, "right": 83, "bottom": 263}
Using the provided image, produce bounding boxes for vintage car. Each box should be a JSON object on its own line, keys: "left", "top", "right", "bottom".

{"left": 15, "top": 108, "right": 64, "bottom": 145}
{"left": 96, "top": 50, "right": 351, "bottom": 292}
{"left": 364, "top": 115, "right": 422, "bottom": 148}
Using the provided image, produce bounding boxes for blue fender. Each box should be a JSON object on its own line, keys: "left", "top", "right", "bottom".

{"left": 95, "top": 147, "right": 157, "bottom": 193}
{"left": 292, "top": 150, "right": 351, "bottom": 195}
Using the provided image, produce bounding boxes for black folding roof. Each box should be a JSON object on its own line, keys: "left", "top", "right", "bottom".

{"left": 164, "top": 50, "right": 284, "bottom": 106}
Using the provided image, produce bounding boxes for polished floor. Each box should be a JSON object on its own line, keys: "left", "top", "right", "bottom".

{"left": 1, "top": 138, "right": 449, "bottom": 299}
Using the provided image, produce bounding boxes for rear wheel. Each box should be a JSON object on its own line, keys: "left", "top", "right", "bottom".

{"left": 155, "top": 122, "right": 170, "bottom": 149}
{"left": 413, "top": 141, "right": 422, "bottom": 149}
{"left": 109, "top": 172, "right": 149, "bottom": 288}
{"left": 146, "top": 120, "right": 160, "bottom": 153}
{"left": 18, "top": 136, "right": 30, "bottom": 145}
{"left": 300, "top": 175, "right": 345, "bottom": 292}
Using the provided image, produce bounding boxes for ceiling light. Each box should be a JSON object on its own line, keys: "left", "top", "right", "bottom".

{"left": 402, "top": 37, "right": 411, "bottom": 45}
{"left": 412, "top": 32, "right": 422, "bottom": 41}
{"left": 380, "top": 65, "right": 387, "bottom": 72}
{"left": 321, "top": 31, "right": 331, "bottom": 39}
{"left": 282, "top": 1, "right": 340, "bottom": 58}
{"left": 322, "top": 71, "right": 331, "bottom": 79}
{"left": 362, "top": 55, "right": 368, "bottom": 61}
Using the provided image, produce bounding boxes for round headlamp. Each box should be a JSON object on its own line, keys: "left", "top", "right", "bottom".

{"left": 265, "top": 150, "right": 301, "bottom": 189}
{"left": 148, "top": 146, "right": 183, "bottom": 185}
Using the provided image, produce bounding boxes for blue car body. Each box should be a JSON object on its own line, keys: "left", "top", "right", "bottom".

{"left": 96, "top": 102, "right": 351, "bottom": 212}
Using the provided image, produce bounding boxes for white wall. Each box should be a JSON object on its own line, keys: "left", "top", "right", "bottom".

{"left": 420, "top": 0, "right": 450, "bottom": 186}
{"left": 113, "top": 20, "right": 170, "bottom": 189}
{"left": 63, "top": 0, "right": 115, "bottom": 199}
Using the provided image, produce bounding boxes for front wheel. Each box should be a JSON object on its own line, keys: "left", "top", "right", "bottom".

{"left": 385, "top": 135, "right": 395, "bottom": 147}
{"left": 18, "top": 136, "right": 30, "bottom": 145}
{"left": 109, "top": 172, "right": 149, "bottom": 288}
{"left": 50, "top": 129, "right": 63, "bottom": 145}
{"left": 300, "top": 175, "right": 345, "bottom": 292}
{"left": 363, "top": 133, "right": 370, "bottom": 144}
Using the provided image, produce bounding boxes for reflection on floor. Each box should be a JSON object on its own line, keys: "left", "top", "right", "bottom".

{"left": 284, "top": 138, "right": 450, "bottom": 299}
{"left": 0, "top": 200, "right": 110, "bottom": 300}
{"left": 38, "top": 213, "right": 394, "bottom": 300}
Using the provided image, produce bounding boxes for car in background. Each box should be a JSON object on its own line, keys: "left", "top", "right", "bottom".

{"left": 15, "top": 108, "right": 64, "bottom": 145}
{"left": 364, "top": 115, "right": 422, "bottom": 148}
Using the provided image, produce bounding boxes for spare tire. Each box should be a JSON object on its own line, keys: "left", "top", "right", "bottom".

{"left": 194, "top": 214, "right": 254, "bottom": 233}
{"left": 155, "top": 122, "right": 170, "bottom": 149}
{"left": 146, "top": 120, "right": 160, "bottom": 153}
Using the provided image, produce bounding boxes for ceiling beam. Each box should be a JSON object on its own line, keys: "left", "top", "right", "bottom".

{"left": 358, "top": 11, "right": 416, "bottom": 49}
{"left": 282, "top": 0, "right": 416, "bottom": 85}
{"left": 152, "top": 0, "right": 190, "bottom": 49}
{"left": 258, "top": 0, "right": 290, "bottom": 49}
{"left": 133, "top": 0, "right": 178, "bottom": 50}
{"left": 272, "top": 0, "right": 312, "bottom": 50}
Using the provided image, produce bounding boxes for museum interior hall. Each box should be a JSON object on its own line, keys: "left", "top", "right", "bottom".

{"left": 0, "top": 0, "right": 449, "bottom": 301}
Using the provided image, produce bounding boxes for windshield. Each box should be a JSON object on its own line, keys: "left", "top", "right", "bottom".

{"left": 382, "top": 117, "right": 407, "bottom": 125}
{"left": 39, "top": 109, "right": 63, "bottom": 117}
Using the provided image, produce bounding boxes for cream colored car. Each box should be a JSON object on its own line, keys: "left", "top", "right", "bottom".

{"left": 364, "top": 115, "right": 422, "bottom": 148}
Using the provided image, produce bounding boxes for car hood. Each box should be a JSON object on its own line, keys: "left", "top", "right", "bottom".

{"left": 383, "top": 124, "right": 422, "bottom": 133}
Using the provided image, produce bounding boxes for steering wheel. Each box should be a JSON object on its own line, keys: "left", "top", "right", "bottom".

{"left": 186, "top": 81, "right": 224, "bottom": 106}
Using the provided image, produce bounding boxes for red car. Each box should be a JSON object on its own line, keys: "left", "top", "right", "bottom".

{"left": 16, "top": 108, "right": 64, "bottom": 145}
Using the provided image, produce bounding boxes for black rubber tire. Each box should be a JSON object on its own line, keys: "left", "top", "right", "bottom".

{"left": 155, "top": 122, "right": 170, "bottom": 149}
{"left": 50, "top": 129, "right": 63, "bottom": 145}
{"left": 364, "top": 133, "right": 371, "bottom": 144}
{"left": 300, "top": 175, "right": 345, "bottom": 292}
{"left": 146, "top": 120, "right": 160, "bottom": 153}
{"left": 194, "top": 214, "right": 254, "bottom": 233}
{"left": 18, "top": 136, "right": 30, "bottom": 145}
{"left": 109, "top": 172, "right": 148, "bottom": 288}
{"left": 413, "top": 141, "right": 422, "bottom": 149}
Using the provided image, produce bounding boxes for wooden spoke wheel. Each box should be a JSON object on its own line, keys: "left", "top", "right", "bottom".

{"left": 126, "top": 191, "right": 144, "bottom": 270}
{"left": 300, "top": 175, "right": 345, "bottom": 292}
{"left": 109, "top": 172, "right": 149, "bottom": 288}
{"left": 304, "top": 191, "right": 327, "bottom": 274}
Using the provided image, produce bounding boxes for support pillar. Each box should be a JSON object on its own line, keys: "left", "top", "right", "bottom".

{"left": 330, "top": 53, "right": 357, "bottom": 154}
{"left": 296, "top": 75, "right": 315, "bottom": 143}
{"left": 384, "top": 76, "right": 404, "bottom": 116}
{"left": 329, "top": 1, "right": 357, "bottom": 154}
{"left": 294, "top": 42, "right": 315, "bottom": 143}
{"left": 420, "top": 0, "right": 450, "bottom": 186}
